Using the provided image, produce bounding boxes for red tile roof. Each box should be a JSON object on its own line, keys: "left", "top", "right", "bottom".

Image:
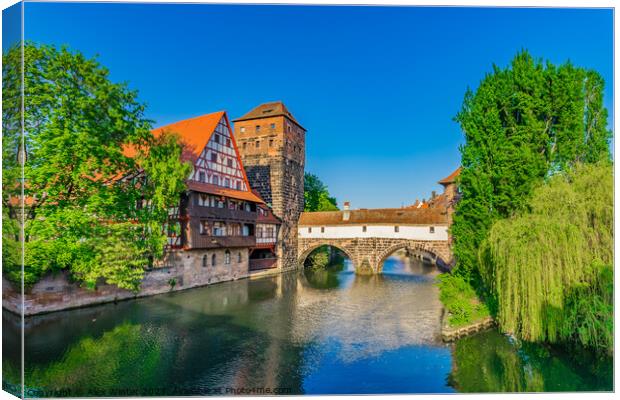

{"left": 438, "top": 167, "right": 462, "bottom": 185}
{"left": 187, "top": 181, "right": 264, "bottom": 204}
{"left": 299, "top": 208, "right": 447, "bottom": 226}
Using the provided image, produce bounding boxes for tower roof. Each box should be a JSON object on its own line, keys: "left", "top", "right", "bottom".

{"left": 233, "top": 101, "right": 305, "bottom": 130}
{"left": 438, "top": 167, "right": 462, "bottom": 186}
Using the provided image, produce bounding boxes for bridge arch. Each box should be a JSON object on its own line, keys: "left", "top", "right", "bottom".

{"left": 297, "top": 241, "right": 357, "bottom": 271}
{"left": 375, "top": 241, "right": 448, "bottom": 273}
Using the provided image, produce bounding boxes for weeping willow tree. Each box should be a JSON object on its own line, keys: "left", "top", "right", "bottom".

{"left": 480, "top": 163, "right": 613, "bottom": 353}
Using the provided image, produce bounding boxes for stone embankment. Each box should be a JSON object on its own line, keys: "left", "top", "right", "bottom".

{"left": 440, "top": 308, "right": 495, "bottom": 342}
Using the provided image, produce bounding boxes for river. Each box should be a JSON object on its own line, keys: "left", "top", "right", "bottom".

{"left": 2, "top": 254, "right": 612, "bottom": 396}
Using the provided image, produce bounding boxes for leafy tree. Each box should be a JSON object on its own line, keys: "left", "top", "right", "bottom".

{"left": 2, "top": 43, "right": 191, "bottom": 290}
{"left": 303, "top": 173, "right": 338, "bottom": 211}
{"left": 452, "top": 51, "right": 611, "bottom": 282}
{"left": 480, "top": 163, "right": 613, "bottom": 353}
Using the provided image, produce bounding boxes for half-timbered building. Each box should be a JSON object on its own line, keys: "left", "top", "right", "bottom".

{"left": 155, "top": 111, "right": 269, "bottom": 283}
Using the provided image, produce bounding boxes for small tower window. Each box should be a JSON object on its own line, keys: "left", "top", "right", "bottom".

{"left": 240, "top": 127, "right": 246, "bottom": 133}
{"left": 255, "top": 141, "right": 260, "bottom": 148}
{"left": 238, "top": 252, "right": 242, "bottom": 263}
{"left": 429, "top": 226, "right": 435, "bottom": 234}
{"left": 269, "top": 139, "right": 274, "bottom": 147}
{"left": 225, "top": 250, "right": 231, "bottom": 265}
{"left": 242, "top": 142, "right": 247, "bottom": 150}
{"left": 394, "top": 226, "right": 400, "bottom": 233}
{"left": 211, "top": 254, "right": 217, "bottom": 266}
{"left": 255, "top": 125, "right": 260, "bottom": 132}
{"left": 202, "top": 254, "right": 208, "bottom": 267}
{"left": 270, "top": 123, "right": 276, "bottom": 130}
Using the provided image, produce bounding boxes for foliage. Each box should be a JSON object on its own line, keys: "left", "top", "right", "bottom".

{"left": 304, "top": 173, "right": 339, "bottom": 211}
{"left": 452, "top": 50, "right": 611, "bottom": 281}
{"left": 480, "top": 163, "right": 613, "bottom": 353}
{"left": 448, "top": 329, "right": 612, "bottom": 392}
{"left": 2, "top": 43, "right": 190, "bottom": 290}
{"left": 437, "top": 273, "right": 490, "bottom": 328}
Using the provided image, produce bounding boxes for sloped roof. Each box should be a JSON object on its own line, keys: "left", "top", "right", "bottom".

{"left": 122, "top": 111, "right": 224, "bottom": 162}
{"left": 299, "top": 208, "right": 447, "bottom": 226}
{"left": 187, "top": 181, "right": 264, "bottom": 203}
{"left": 438, "top": 167, "right": 462, "bottom": 185}
{"left": 233, "top": 101, "right": 305, "bottom": 130}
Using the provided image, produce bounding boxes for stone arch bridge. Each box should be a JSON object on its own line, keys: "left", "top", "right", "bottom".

{"left": 297, "top": 205, "right": 454, "bottom": 274}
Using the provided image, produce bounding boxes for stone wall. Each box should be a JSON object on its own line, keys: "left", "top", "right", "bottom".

{"left": 2, "top": 248, "right": 250, "bottom": 316}
{"left": 235, "top": 114, "right": 305, "bottom": 273}
{"left": 298, "top": 237, "right": 452, "bottom": 273}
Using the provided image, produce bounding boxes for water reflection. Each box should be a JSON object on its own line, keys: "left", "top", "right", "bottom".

{"left": 2, "top": 253, "right": 612, "bottom": 395}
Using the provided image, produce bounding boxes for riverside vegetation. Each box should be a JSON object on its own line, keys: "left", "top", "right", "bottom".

{"left": 440, "top": 50, "right": 613, "bottom": 355}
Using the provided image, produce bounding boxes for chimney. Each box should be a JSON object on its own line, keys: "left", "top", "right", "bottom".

{"left": 343, "top": 201, "right": 350, "bottom": 221}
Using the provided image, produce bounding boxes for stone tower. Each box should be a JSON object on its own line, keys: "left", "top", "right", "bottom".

{"left": 233, "top": 102, "right": 305, "bottom": 271}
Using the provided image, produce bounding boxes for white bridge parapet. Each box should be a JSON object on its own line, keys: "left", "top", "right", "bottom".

{"left": 298, "top": 224, "right": 448, "bottom": 241}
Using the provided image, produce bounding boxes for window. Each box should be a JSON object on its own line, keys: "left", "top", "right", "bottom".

{"left": 212, "top": 175, "right": 219, "bottom": 185}
{"left": 363, "top": 226, "right": 367, "bottom": 232}
{"left": 214, "top": 134, "right": 220, "bottom": 144}
{"left": 236, "top": 181, "right": 242, "bottom": 190}
{"left": 255, "top": 141, "right": 260, "bottom": 148}
{"left": 213, "top": 222, "right": 225, "bottom": 236}
{"left": 287, "top": 124, "right": 291, "bottom": 132}
{"left": 308, "top": 227, "right": 312, "bottom": 233}
{"left": 242, "top": 224, "right": 250, "bottom": 236}
{"left": 227, "top": 158, "right": 233, "bottom": 167}
{"left": 198, "top": 171, "right": 206, "bottom": 182}
{"left": 238, "top": 252, "right": 242, "bottom": 263}
{"left": 240, "top": 126, "right": 246, "bottom": 133}
{"left": 210, "top": 153, "right": 217, "bottom": 162}
{"left": 202, "top": 254, "right": 208, "bottom": 267}
{"left": 224, "top": 178, "right": 230, "bottom": 188}
{"left": 321, "top": 227, "right": 325, "bottom": 233}
{"left": 269, "top": 139, "right": 274, "bottom": 147}
{"left": 429, "top": 226, "right": 435, "bottom": 234}
{"left": 394, "top": 226, "right": 399, "bottom": 233}
{"left": 211, "top": 254, "right": 217, "bottom": 267}
{"left": 225, "top": 250, "right": 231, "bottom": 265}
{"left": 242, "top": 142, "right": 247, "bottom": 150}
{"left": 199, "top": 220, "right": 210, "bottom": 235}
{"left": 255, "top": 125, "right": 260, "bottom": 133}
{"left": 270, "top": 123, "right": 276, "bottom": 130}
{"left": 226, "top": 138, "right": 231, "bottom": 147}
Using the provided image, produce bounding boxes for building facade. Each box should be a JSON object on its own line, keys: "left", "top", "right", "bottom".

{"left": 156, "top": 111, "right": 267, "bottom": 284}
{"left": 233, "top": 102, "right": 306, "bottom": 271}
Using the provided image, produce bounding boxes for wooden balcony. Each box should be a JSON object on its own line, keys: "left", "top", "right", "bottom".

{"left": 249, "top": 258, "right": 277, "bottom": 271}
{"left": 190, "top": 234, "right": 256, "bottom": 249}
{"left": 188, "top": 206, "right": 257, "bottom": 223}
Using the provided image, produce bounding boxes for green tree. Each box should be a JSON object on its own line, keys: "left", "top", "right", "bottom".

{"left": 2, "top": 43, "right": 191, "bottom": 290}
{"left": 452, "top": 51, "right": 611, "bottom": 282}
{"left": 303, "top": 172, "right": 339, "bottom": 211}
{"left": 480, "top": 163, "right": 613, "bottom": 353}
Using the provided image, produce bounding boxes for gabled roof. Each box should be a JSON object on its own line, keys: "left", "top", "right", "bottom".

{"left": 299, "top": 208, "right": 447, "bottom": 226}
{"left": 232, "top": 101, "right": 305, "bottom": 130}
{"left": 438, "top": 167, "right": 462, "bottom": 185}
{"left": 152, "top": 111, "right": 225, "bottom": 162}
{"left": 122, "top": 111, "right": 225, "bottom": 162}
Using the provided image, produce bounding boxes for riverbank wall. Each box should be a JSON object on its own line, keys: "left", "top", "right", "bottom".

{"left": 440, "top": 308, "right": 495, "bottom": 342}
{"left": 2, "top": 249, "right": 290, "bottom": 316}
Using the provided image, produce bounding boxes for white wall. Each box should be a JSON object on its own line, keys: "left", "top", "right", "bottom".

{"left": 298, "top": 224, "right": 448, "bottom": 241}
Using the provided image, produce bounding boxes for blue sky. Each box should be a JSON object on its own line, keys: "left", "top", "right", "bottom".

{"left": 12, "top": 2, "right": 615, "bottom": 208}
